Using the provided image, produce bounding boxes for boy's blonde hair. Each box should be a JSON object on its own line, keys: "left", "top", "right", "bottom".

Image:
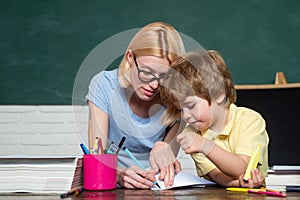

{"left": 118, "top": 22, "right": 185, "bottom": 88}
{"left": 161, "top": 50, "right": 236, "bottom": 125}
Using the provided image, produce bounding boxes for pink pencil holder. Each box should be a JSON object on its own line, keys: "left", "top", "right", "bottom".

{"left": 83, "top": 154, "right": 117, "bottom": 190}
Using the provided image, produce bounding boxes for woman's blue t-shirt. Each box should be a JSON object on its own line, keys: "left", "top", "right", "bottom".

{"left": 86, "top": 69, "right": 167, "bottom": 168}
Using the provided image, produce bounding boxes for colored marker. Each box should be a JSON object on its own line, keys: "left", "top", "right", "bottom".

{"left": 116, "top": 136, "right": 126, "bottom": 154}
{"left": 226, "top": 187, "right": 265, "bottom": 192}
{"left": 244, "top": 144, "right": 261, "bottom": 182}
{"left": 106, "top": 141, "right": 114, "bottom": 154}
{"left": 80, "top": 143, "right": 90, "bottom": 155}
{"left": 91, "top": 137, "right": 99, "bottom": 154}
{"left": 248, "top": 190, "right": 287, "bottom": 197}
{"left": 123, "top": 147, "right": 161, "bottom": 189}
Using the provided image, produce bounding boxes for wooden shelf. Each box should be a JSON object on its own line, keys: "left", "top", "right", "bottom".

{"left": 235, "top": 83, "right": 300, "bottom": 90}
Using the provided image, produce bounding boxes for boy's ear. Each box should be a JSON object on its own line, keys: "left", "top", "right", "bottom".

{"left": 216, "top": 93, "right": 226, "bottom": 104}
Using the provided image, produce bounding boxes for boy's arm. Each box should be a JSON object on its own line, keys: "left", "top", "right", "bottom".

{"left": 208, "top": 167, "right": 265, "bottom": 188}
{"left": 205, "top": 144, "right": 250, "bottom": 179}
{"left": 149, "top": 122, "right": 182, "bottom": 188}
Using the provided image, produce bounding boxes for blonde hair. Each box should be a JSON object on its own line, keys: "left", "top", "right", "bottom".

{"left": 118, "top": 22, "right": 186, "bottom": 88}
{"left": 161, "top": 50, "right": 236, "bottom": 125}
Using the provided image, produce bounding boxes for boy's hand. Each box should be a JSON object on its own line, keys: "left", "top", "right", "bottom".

{"left": 239, "top": 169, "right": 265, "bottom": 188}
{"left": 150, "top": 141, "right": 181, "bottom": 188}
{"left": 176, "top": 132, "right": 202, "bottom": 154}
{"left": 177, "top": 132, "right": 215, "bottom": 155}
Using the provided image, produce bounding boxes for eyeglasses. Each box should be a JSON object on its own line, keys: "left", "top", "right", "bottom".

{"left": 133, "top": 55, "right": 165, "bottom": 84}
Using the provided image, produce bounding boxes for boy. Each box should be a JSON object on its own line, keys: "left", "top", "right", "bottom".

{"left": 161, "top": 50, "right": 269, "bottom": 188}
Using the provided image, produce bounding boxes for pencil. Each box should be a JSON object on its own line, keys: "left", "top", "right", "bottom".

{"left": 60, "top": 186, "right": 83, "bottom": 198}
{"left": 75, "top": 187, "right": 84, "bottom": 196}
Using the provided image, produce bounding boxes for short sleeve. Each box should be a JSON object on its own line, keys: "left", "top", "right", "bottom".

{"left": 85, "top": 70, "right": 118, "bottom": 113}
{"left": 231, "top": 110, "right": 268, "bottom": 165}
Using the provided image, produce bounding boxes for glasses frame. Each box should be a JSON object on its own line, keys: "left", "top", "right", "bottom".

{"left": 133, "top": 55, "right": 164, "bottom": 84}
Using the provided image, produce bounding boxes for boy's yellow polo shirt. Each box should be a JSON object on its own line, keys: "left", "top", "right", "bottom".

{"left": 184, "top": 104, "right": 269, "bottom": 179}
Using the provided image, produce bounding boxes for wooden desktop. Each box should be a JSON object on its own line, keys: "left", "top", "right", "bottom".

{"left": 69, "top": 187, "right": 299, "bottom": 199}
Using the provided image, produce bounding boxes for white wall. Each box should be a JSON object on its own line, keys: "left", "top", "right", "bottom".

{"left": 0, "top": 106, "right": 196, "bottom": 174}
{"left": 0, "top": 106, "right": 88, "bottom": 157}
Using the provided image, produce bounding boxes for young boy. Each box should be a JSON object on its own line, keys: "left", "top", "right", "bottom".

{"left": 161, "top": 50, "right": 269, "bottom": 188}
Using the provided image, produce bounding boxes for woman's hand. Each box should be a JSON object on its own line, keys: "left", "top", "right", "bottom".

{"left": 150, "top": 141, "right": 181, "bottom": 188}
{"left": 239, "top": 169, "right": 265, "bottom": 188}
{"left": 118, "top": 165, "right": 156, "bottom": 189}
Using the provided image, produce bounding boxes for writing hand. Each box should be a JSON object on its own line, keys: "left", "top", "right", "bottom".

{"left": 118, "top": 165, "right": 156, "bottom": 189}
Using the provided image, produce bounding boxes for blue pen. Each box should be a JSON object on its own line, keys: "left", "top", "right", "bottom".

{"left": 80, "top": 143, "right": 90, "bottom": 155}
{"left": 123, "top": 147, "right": 160, "bottom": 188}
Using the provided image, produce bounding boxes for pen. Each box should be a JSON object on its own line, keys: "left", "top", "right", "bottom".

{"left": 248, "top": 190, "right": 287, "bottom": 197}
{"left": 244, "top": 144, "right": 261, "bottom": 182}
{"left": 115, "top": 136, "right": 126, "bottom": 154}
{"left": 80, "top": 143, "right": 90, "bottom": 155}
{"left": 123, "top": 147, "right": 161, "bottom": 189}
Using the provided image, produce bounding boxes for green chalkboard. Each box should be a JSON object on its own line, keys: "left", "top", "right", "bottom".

{"left": 0, "top": 0, "right": 299, "bottom": 104}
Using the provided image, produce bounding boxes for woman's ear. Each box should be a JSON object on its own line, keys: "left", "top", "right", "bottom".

{"left": 126, "top": 50, "right": 134, "bottom": 65}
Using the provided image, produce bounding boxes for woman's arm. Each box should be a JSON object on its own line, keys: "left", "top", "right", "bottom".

{"left": 88, "top": 101, "right": 109, "bottom": 150}
{"left": 89, "top": 101, "right": 156, "bottom": 189}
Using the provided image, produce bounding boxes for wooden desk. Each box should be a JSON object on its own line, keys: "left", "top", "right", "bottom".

{"left": 72, "top": 186, "right": 298, "bottom": 199}
{"left": 0, "top": 187, "right": 299, "bottom": 199}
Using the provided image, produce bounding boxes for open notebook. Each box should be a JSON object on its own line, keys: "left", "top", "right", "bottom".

{"left": 151, "top": 171, "right": 216, "bottom": 190}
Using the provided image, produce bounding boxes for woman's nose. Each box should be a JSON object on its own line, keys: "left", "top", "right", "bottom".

{"left": 148, "top": 79, "right": 159, "bottom": 89}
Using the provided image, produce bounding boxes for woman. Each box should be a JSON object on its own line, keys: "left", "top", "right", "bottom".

{"left": 86, "top": 22, "right": 186, "bottom": 189}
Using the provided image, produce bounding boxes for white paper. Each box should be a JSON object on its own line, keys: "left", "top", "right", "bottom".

{"left": 151, "top": 171, "right": 216, "bottom": 190}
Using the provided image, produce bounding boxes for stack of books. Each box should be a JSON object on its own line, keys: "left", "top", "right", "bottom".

{"left": 0, "top": 156, "right": 82, "bottom": 194}
{"left": 266, "top": 165, "right": 300, "bottom": 192}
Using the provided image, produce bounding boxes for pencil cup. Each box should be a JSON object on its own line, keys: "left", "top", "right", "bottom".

{"left": 83, "top": 154, "right": 117, "bottom": 190}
